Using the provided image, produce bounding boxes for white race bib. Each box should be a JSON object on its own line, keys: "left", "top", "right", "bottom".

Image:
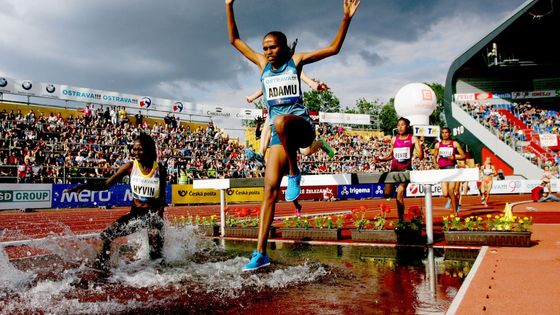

{"left": 393, "top": 147, "right": 410, "bottom": 161}
{"left": 263, "top": 74, "right": 300, "bottom": 101}
{"left": 439, "top": 147, "right": 453, "bottom": 158}
{"left": 131, "top": 176, "right": 160, "bottom": 198}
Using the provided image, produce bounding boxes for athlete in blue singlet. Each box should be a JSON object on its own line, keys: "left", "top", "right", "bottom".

{"left": 226, "top": 0, "right": 360, "bottom": 271}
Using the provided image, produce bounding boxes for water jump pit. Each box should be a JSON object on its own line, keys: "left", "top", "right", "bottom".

{"left": 1, "top": 224, "right": 474, "bottom": 314}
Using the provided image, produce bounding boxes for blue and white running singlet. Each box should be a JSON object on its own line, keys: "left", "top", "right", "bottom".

{"left": 261, "top": 58, "right": 312, "bottom": 145}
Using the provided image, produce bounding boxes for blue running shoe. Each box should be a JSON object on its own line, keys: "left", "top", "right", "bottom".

{"left": 242, "top": 251, "right": 270, "bottom": 271}
{"left": 444, "top": 199, "right": 451, "bottom": 209}
{"left": 244, "top": 148, "right": 256, "bottom": 161}
{"left": 285, "top": 174, "right": 302, "bottom": 201}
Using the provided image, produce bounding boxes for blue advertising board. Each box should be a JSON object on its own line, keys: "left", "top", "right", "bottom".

{"left": 52, "top": 184, "right": 172, "bottom": 208}
{"left": 338, "top": 184, "right": 385, "bottom": 200}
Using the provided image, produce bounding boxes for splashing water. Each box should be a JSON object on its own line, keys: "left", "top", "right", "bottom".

{"left": 0, "top": 249, "right": 34, "bottom": 291}
{"left": 0, "top": 222, "right": 328, "bottom": 314}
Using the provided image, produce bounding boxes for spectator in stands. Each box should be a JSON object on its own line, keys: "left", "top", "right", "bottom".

{"left": 135, "top": 111, "right": 144, "bottom": 127}
{"left": 103, "top": 106, "right": 110, "bottom": 123}
{"left": 110, "top": 106, "right": 117, "bottom": 125}
{"left": 373, "top": 117, "right": 424, "bottom": 221}
{"left": 119, "top": 106, "right": 128, "bottom": 125}
{"left": 80, "top": 104, "right": 92, "bottom": 124}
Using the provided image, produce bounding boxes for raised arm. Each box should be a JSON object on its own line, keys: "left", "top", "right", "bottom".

{"left": 300, "top": 72, "right": 320, "bottom": 90}
{"left": 294, "top": 0, "right": 360, "bottom": 66}
{"left": 225, "top": 0, "right": 266, "bottom": 68}
{"left": 246, "top": 89, "right": 263, "bottom": 103}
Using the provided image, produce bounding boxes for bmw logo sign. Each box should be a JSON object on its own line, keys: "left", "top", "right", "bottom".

{"left": 139, "top": 97, "right": 152, "bottom": 108}
{"left": 173, "top": 101, "right": 183, "bottom": 112}
{"left": 0, "top": 77, "right": 7, "bottom": 87}
{"left": 46, "top": 84, "right": 56, "bottom": 93}
{"left": 22, "top": 80, "right": 33, "bottom": 90}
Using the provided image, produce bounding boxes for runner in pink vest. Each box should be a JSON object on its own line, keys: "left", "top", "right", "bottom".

{"left": 374, "top": 117, "right": 423, "bottom": 221}
{"left": 432, "top": 127, "right": 465, "bottom": 215}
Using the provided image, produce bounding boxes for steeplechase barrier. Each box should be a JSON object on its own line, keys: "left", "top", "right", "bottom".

{"left": 194, "top": 169, "right": 480, "bottom": 243}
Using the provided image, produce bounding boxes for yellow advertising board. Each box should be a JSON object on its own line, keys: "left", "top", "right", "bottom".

{"left": 225, "top": 186, "right": 264, "bottom": 203}
{"left": 172, "top": 185, "right": 264, "bottom": 204}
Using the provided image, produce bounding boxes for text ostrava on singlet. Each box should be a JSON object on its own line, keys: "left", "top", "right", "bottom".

{"left": 263, "top": 74, "right": 299, "bottom": 101}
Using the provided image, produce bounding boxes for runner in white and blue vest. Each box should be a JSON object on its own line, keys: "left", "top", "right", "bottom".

{"left": 225, "top": 0, "right": 361, "bottom": 271}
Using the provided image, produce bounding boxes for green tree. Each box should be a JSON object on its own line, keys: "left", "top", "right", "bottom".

{"left": 303, "top": 90, "right": 341, "bottom": 113}
{"left": 379, "top": 102, "right": 398, "bottom": 135}
{"left": 344, "top": 98, "right": 384, "bottom": 130}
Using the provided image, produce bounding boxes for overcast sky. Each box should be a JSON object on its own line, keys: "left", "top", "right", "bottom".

{"left": 0, "top": 0, "right": 527, "bottom": 133}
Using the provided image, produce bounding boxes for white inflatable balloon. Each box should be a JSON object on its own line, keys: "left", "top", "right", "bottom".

{"left": 394, "top": 83, "right": 437, "bottom": 125}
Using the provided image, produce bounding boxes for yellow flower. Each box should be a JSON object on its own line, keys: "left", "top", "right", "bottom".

{"left": 518, "top": 219, "right": 523, "bottom": 224}
{"left": 523, "top": 217, "right": 529, "bottom": 221}
{"left": 455, "top": 217, "right": 460, "bottom": 221}
{"left": 486, "top": 214, "right": 492, "bottom": 218}
{"left": 477, "top": 217, "right": 483, "bottom": 221}
{"left": 465, "top": 218, "right": 471, "bottom": 223}
{"left": 495, "top": 215, "right": 500, "bottom": 219}
{"left": 450, "top": 214, "right": 455, "bottom": 218}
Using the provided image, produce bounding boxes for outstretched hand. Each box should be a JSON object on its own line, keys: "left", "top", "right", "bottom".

{"left": 317, "top": 82, "right": 330, "bottom": 92}
{"left": 225, "top": 0, "right": 235, "bottom": 5}
{"left": 343, "top": 0, "right": 361, "bottom": 18}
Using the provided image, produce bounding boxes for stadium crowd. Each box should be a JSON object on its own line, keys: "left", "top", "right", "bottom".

{"left": 0, "top": 105, "right": 439, "bottom": 184}
{"left": 460, "top": 100, "right": 560, "bottom": 169}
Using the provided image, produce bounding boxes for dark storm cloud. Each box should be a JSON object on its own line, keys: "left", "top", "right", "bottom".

{"left": 359, "top": 50, "right": 385, "bottom": 67}
{"left": 0, "top": 0, "right": 526, "bottom": 101}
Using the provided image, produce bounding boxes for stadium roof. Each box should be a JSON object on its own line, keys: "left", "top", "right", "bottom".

{"left": 445, "top": 0, "right": 560, "bottom": 96}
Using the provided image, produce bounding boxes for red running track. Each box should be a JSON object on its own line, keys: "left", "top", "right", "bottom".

{"left": 2, "top": 194, "right": 559, "bottom": 259}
